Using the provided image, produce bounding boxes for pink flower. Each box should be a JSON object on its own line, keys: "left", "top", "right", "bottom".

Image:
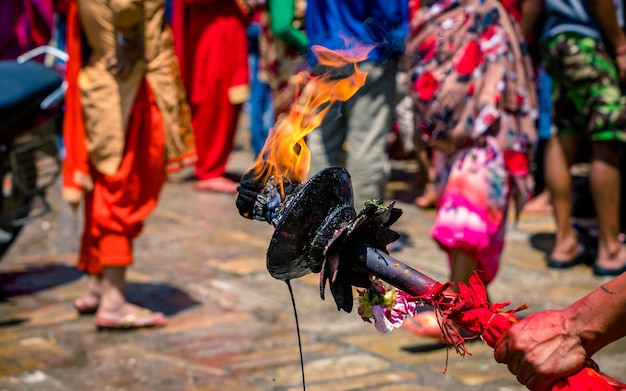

{"left": 358, "top": 283, "right": 418, "bottom": 333}
{"left": 394, "top": 290, "right": 418, "bottom": 318}
{"left": 372, "top": 304, "right": 397, "bottom": 333}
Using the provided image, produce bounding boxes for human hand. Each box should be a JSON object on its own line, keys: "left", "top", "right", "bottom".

{"left": 106, "top": 31, "right": 143, "bottom": 79}
{"left": 493, "top": 310, "right": 588, "bottom": 391}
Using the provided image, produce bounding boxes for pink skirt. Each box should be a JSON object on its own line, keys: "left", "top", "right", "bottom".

{"left": 430, "top": 137, "right": 509, "bottom": 284}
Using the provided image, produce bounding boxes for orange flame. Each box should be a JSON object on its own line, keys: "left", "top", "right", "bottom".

{"left": 250, "top": 43, "right": 376, "bottom": 195}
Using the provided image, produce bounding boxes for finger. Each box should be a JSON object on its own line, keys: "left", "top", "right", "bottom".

{"left": 527, "top": 375, "right": 556, "bottom": 391}
{"left": 507, "top": 351, "right": 524, "bottom": 375}
{"left": 524, "top": 373, "right": 544, "bottom": 391}
{"left": 515, "top": 361, "right": 534, "bottom": 386}
{"left": 493, "top": 338, "right": 508, "bottom": 364}
{"left": 516, "top": 362, "right": 554, "bottom": 391}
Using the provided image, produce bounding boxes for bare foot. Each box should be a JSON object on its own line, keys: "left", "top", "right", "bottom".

{"left": 74, "top": 297, "right": 99, "bottom": 314}
{"left": 74, "top": 274, "right": 101, "bottom": 313}
{"left": 414, "top": 184, "right": 436, "bottom": 209}
{"left": 403, "top": 311, "right": 442, "bottom": 340}
{"left": 522, "top": 190, "right": 553, "bottom": 215}
{"left": 95, "top": 302, "right": 167, "bottom": 329}
{"left": 194, "top": 177, "right": 238, "bottom": 194}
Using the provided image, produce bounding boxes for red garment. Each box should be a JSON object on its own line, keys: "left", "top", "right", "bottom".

{"left": 62, "top": 0, "right": 89, "bottom": 196}
{"left": 424, "top": 274, "right": 626, "bottom": 390}
{"left": 173, "top": 0, "right": 249, "bottom": 180}
{"left": 23, "top": 0, "right": 54, "bottom": 47}
{"left": 78, "top": 81, "right": 166, "bottom": 275}
{"left": 0, "top": 0, "right": 53, "bottom": 60}
{"left": 64, "top": 0, "right": 166, "bottom": 274}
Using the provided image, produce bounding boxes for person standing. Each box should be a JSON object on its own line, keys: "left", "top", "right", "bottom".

{"left": 247, "top": 1, "right": 274, "bottom": 158}
{"left": 304, "top": 0, "right": 408, "bottom": 208}
{"left": 258, "top": 0, "right": 308, "bottom": 124}
{"left": 401, "top": 0, "right": 538, "bottom": 337}
{"left": 173, "top": 0, "right": 250, "bottom": 193}
{"left": 0, "top": 0, "right": 55, "bottom": 60}
{"left": 63, "top": 0, "right": 196, "bottom": 328}
{"left": 537, "top": 0, "right": 626, "bottom": 276}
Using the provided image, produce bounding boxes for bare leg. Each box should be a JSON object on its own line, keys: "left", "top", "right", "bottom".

{"left": 404, "top": 250, "right": 480, "bottom": 339}
{"left": 95, "top": 266, "right": 166, "bottom": 327}
{"left": 414, "top": 148, "right": 430, "bottom": 189}
{"left": 97, "top": 266, "right": 128, "bottom": 313}
{"left": 449, "top": 250, "right": 479, "bottom": 294}
{"left": 590, "top": 141, "right": 626, "bottom": 270}
{"left": 414, "top": 148, "right": 436, "bottom": 208}
{"left": 544, "top": 135, "right": 581, "bottom": 261}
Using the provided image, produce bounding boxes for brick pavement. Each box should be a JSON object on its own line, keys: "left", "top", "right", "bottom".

{"left": 0, "top": 138, "right": 625, "bottom": 390}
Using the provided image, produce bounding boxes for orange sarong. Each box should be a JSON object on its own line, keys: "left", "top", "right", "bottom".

{"left": 77, "top": 80, "right": 166, "bottom": 275}
{"left": 63, "top": 0, "right": 170, "bottom": 275}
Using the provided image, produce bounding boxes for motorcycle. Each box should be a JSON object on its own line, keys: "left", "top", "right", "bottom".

{"left": 0, "top": 46, "right": 66, "bottom": 258}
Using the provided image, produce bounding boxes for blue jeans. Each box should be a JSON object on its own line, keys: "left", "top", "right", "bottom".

{"left": 247, "top": 23, "right": 273, "bottom": 158}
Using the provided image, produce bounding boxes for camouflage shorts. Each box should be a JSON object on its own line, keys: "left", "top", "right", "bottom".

{"left": 543, "top": 33, "right": 626, "bottom": 141}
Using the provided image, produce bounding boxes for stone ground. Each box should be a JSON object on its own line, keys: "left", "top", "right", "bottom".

{"left": 0, "top": 121, "right": 624, "bottom": 391}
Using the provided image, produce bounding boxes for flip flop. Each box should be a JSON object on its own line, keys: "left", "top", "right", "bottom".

{"left": 95, "top": 310, "right": 167, "bottom": 330}
{"left": 546, "top": 244, "right": 592, "bottom": 269}
{"left": 73, "top": 298, "right": 98, "bottom": 315}
{"left": 593, "top": 262, "right": 626, "bottom": 277}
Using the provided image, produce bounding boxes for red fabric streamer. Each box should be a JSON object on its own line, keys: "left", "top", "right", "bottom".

{"left": 424, "top": 273, "right": 626, "bottom": 390}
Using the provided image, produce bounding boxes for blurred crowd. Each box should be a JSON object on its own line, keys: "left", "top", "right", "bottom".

{"left": 1, "top": 0, "right": 625, "bottom": 388}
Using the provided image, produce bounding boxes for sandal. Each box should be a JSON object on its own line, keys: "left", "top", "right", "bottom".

{"left": 546, "top": 244, "right": 592, "bottom": 269}
{"left": 95, "top": 310, "right": 167, "bottom": 330}
{"left": 593, "top": 262, "right": 626, "bottom": 277}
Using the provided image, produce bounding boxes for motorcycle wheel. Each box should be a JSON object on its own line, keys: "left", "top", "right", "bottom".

{"left": 0, "top": 144, "right": 36, "bottom": 258}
